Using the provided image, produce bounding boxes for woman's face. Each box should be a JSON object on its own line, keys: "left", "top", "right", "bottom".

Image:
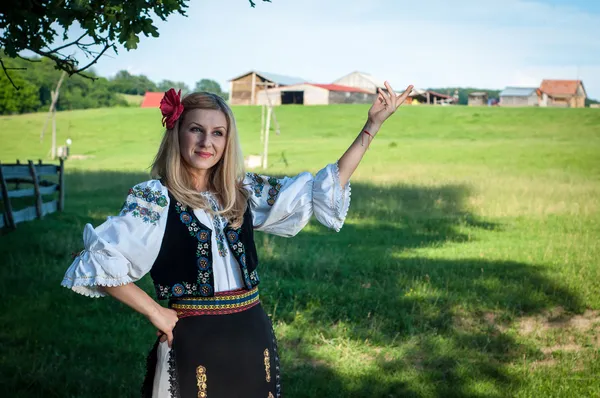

{"left": 179, "top": 108, "right": 228, "bottom": 174}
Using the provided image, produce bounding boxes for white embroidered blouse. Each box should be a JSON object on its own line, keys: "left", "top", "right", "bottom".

{"left": 61, "top": 163, "right": 351, "bottom": 297}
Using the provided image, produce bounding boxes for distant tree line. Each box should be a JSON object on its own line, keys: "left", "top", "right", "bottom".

{"left": 0, "top": 53, "right": 227, "bottom": 115}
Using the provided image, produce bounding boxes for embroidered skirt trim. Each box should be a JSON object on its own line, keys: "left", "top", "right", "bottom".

{"left": 169, "top": 287, "right": 260, "bottom": 318}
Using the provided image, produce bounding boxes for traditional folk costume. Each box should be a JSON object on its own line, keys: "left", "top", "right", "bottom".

{"left": 61, "top": 165, "right": 350, "bottom": 397}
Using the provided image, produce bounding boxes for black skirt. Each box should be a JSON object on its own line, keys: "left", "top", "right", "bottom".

{"left": 142, "top": 287, "right": 282, "bottom": 398}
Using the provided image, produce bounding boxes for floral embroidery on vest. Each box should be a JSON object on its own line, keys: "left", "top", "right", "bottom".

{"left": 250, "top": 269, "right": 260, "bottom": 284}
{"left": 196, "top": 365, "right": 207, "bottom": 398}
{"left": 266, "top": 177, "right": 282, "bottom": 206}
{"left": 225, "top": 226, "right": 253, "bottom": 288}
{"left": 248, "top": 173, "right": 265, "bottom": 197}
{"left": 155, "top": 202, "right": 214, "bottom": 299}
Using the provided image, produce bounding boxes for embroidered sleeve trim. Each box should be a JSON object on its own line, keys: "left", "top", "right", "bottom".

{"left": 119, "top": 183, "right": 168, "bottom": 225}
{"left": 247, "top": 172, "right": 266, "bottom": 198}
{"left": 266, "top": 177, "right": 282, "bottom": 206}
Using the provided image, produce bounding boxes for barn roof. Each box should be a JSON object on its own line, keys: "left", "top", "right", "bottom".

{"left": 469, "top": 92, "right": 488, "bottom": 97}
{"left": 229, "top": 70, "right": 307, "bottom": 86}
{"left": 499, "top": 87, "right": 538, "bottom": 97}
{"left": 141, "top": 92, "right": 164, "bottom": 108}
{"left": 334, "top": 71, "right": 385, "bottom": 88}
{"left": 309, "top": 83, "right": 370, "bottom": 93}
{"left": 540, "top": 80, "right": 584, "bottom": 96}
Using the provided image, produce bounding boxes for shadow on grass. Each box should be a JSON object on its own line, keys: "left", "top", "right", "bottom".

{"left": 0, "top": 170, "right": 583, "bottom": 397}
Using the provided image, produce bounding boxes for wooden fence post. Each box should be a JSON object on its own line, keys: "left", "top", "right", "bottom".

{"left": 58, "top": 158, "right": 65, "bottom": 211}
{"left": 28, "top": 160, "right": 43, "bottom": 219}
{"left": 15, "top": 160, "right": 20, "bottom": 190}
{"left": 0, "top": 162, "right": 16, "bottom": 229}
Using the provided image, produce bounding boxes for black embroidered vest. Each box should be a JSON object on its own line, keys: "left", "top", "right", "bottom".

{"left": 150, "top": 193, "right": 259, "bottom": 299}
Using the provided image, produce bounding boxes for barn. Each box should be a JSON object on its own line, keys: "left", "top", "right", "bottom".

{"left": 140, "top": 92, "right": 164, "bottom": 108}
{"left": 499, "top": 87, "right": 540, "bottom": 107}
{"left": 332, "top": 71, "right": 385, "bottom": 94}
{"left": 539, "top": 80, "right": 586, "bottom": 108}
{"left": 408, "top": 89, "right": 457, "bottom": 105}
{"left": 228, "top": 71, "right": 306, "bottom": 105}
{"left": 468, "top": 92, "right": 488, "bottom": 106}
{"left": 255, "top": 83, "right": 374, "bottom": 106}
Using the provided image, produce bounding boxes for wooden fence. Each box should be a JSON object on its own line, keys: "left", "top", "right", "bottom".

{"left": 0, "top": 159, "right": 65, "bottom": 229}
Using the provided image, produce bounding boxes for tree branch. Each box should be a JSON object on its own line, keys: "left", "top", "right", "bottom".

{"left": 47, "top": 32, "right": 88, "bottom": 54}
{"left": 249, "top": 0, "right": 271, "bottom": 8}
{"left": 72, "top": 43, "right": 111, "bottom": 74}
{"left": 17, "top": 54, "right": 41, "bottom": 63}
{"left": 0, "top": 58, "right": 26, "bottom": 90}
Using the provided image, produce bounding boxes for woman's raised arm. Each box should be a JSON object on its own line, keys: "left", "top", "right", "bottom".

{"left": 338, "top": 82, "right": 413, "bottom": 186}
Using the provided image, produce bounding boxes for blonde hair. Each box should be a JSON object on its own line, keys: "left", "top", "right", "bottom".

{"left": 151, "top": 92, "right": 249, "bottom": 228}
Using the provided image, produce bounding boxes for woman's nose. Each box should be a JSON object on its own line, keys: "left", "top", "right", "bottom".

{"left": 197, "top": 133, "right": 211, "bottom": 147}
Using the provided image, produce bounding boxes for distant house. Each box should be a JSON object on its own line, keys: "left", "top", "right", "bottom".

{"left": 539, "top": 80, "right": 586, "bottom": 108}
{"left": 228, "top": 71, "right": 307, "bottom": 105}
{"left": 468, "top": 92, "right": 488, "bottom": 106}
{"left": 499, "top": 87, "right": 540, "bottom": 107}
{"left": 255, "top": 83, "right": 374, "bottom": 106}
{"left": 332, "top": 71, "right": 385, "bottom": 94}
{"left": 140, "top": 92, "right": 164, "bottom": 108}
{"left": 409, "top": 89, "right": 457, "bottom": 105}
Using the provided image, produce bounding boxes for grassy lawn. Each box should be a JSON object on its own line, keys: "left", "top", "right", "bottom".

{"left": 0, "top": 105, "right": 599, "bottom": 397}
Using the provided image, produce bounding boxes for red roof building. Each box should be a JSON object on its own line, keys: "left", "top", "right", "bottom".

{"left": 140, "top": 92, "right": 164, "bottom": 108}
{"left": 539, "top": 80, "right": 586, "bottom": 108}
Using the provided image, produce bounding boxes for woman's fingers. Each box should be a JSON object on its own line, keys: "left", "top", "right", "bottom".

{"left": 396, "top": 85, "right": 414, "bottom": 109}
{"left": 379, "top": 87, "right": 392, "bottom": 107}
{"left": 167, "top": 330, "right": 174, "bottom": 348}
{"left": 384, "top": 81, "right": 397, "bottom": 108}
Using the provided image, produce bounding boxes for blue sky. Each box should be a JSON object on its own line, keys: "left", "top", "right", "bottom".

{"left": 61, "top": 0, "right": 600, "bottom": 99}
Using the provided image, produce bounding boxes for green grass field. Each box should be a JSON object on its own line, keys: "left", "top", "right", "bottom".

{"left": 1, "top": 105, "right": 599, "bottom": 397}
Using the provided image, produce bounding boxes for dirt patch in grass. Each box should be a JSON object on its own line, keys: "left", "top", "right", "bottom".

{"left": 540, "top": 343, "right": 582, "bottom": 354}
{"left": 518, "top": 307, "right": 600, "bottom": 336}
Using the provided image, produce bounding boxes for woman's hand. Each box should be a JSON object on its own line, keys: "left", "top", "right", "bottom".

{"left": 367, "top": 82, "right": 413, "bottom": 132}
{"left": 147, "top": 306, "right": 179, "bottom": 347}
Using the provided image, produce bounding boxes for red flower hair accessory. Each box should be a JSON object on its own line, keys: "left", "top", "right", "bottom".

{"left": 160, "top": 88, "right": 184, "bottom": 130}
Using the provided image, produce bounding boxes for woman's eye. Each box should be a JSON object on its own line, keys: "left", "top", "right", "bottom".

{"left": 191, "top": 127, "right": 202, "bottom": 133}
{"left": 213, "top": 131, "right": 224, "bottom": 137}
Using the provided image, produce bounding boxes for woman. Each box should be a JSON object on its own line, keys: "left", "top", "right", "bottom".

{"left": 61, "top": 81, "right": 412, "bottom": 397}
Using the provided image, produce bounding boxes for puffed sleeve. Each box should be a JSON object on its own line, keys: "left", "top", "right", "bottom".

{"left": 244, "top": 162, "right": 351, "bottom": 237}
{"left": 61, "top": 180, "right": 169, "bottom": 298}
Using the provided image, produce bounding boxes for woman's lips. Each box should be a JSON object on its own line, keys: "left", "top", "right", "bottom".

{"left": 196, "top": 151, "right": 213, "bottom": 159}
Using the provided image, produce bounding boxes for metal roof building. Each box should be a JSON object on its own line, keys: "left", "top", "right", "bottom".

{"left": 332, "top": 71, "right": 386, "bottom": 94}
{"left": 499, "top": 87, "right": 540, "bottom": 107}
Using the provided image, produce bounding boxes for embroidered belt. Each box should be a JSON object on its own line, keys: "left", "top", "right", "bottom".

{"left": 169, "top": 287, "right": 260, "bottom": 318}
